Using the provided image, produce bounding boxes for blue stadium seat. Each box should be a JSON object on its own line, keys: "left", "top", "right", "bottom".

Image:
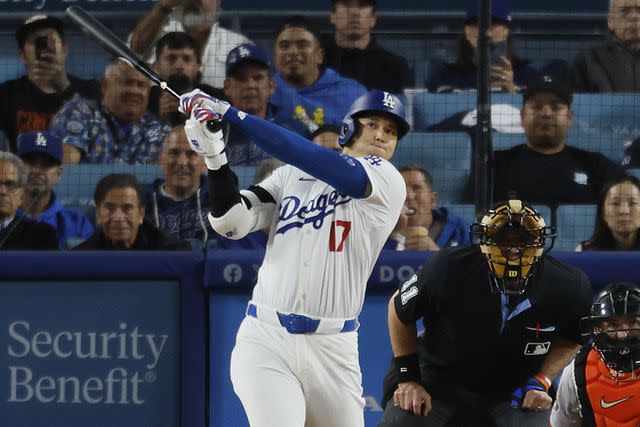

{"left": 554, "top": 204, "right": 597, "bottom": 251}
{"left": 570, "top": 94, "right": 640, "bottom": 140}
{"left": 626, "top": 168, "right": 640, "bottom": 179}
{"left": 392, "top": 132, "right": 472, "bottom": 203}
{"left": 566, "top": 133, "right": 625, "bottom": 163}
{"left": 233, "top": 165, "right": 258, "bottom": 189}
{"left": 412, "top": 92, "right": 522, "bottom": 131}
{"left": 56, "top": 164, "right": 163, "bottom": 208}
{"left": 447, "top": 204, "right": 478, "bottom": 226}
{"left": 491, "top": 133, "right": 524, "bottom": 151}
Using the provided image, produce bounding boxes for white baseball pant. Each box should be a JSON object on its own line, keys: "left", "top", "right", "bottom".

{"left": 230, "top": 316, "right": 365, "bottom": 427}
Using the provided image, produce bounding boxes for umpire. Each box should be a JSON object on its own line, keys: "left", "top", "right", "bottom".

{"left": 379, "top": 199, "right": 593, "bottom": 426}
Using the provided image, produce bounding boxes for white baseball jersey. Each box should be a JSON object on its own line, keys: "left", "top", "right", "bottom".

{"left": 243, "top": 155, "right": 405, "bottom": 319}
{"left": 550, "top": 361, "right": 583, "bottom": 427}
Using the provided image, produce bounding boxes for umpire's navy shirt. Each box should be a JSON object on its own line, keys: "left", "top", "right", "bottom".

{"left": 394, "top": 245, "right": 592, "bottom": 400}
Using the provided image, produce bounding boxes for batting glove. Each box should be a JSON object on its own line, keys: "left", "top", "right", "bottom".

{"left": 179, "top": 89, "right": 230, "bottom": 118}
{"left": 184, "top": 107, "right": 227, "bottom": 170}
{"left": 510, "top": 374, "right": 551, "bottom": 408}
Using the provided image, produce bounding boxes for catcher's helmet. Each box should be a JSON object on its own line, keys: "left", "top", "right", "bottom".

{"left": 338, "top": 90, "right": 410, "bottom": 147}
{"left": 581, "top": 282, "right": 640, "bottom": 380}
{"left": 470, "top": 200, "right": 556, "bottom": 295}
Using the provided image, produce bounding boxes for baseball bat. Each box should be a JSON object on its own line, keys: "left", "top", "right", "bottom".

{"left": 65, "top": 5, "right": 222, "bottom": 132}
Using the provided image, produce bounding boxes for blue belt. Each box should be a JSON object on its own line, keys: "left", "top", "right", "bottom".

{"left": 247, "top": 303, "right": 357, "bottom": 334}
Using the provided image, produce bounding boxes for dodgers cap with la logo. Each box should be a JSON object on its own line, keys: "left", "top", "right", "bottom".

{"left": 17, "top": 131, "right": 63, "bottom": 164}
{"left": 225, "top": 43, "right": 271, "bottom": 77}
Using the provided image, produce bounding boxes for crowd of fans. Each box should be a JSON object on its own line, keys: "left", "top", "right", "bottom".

{"left": 1, "top": 0, "right": 640, "bottom": 252}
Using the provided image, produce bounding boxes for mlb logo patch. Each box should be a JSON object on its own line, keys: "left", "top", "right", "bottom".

{"left": 524, "top": 341, "right": 550, "bottom": 356}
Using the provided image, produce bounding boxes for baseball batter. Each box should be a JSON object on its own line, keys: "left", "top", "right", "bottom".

{"left": 179, "top": 89, "right": 410, "bottom": 426}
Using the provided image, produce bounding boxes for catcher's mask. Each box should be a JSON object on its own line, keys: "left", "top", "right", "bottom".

{"left": 581, "top": 282, "right": 640, "bottom": 381}
{"left": 470, "top": 200, "right": 556, "bottom": 295}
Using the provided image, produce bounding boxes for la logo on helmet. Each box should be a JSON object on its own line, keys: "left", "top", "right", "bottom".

{"left": 382, "top": 92, "right": 395, "bottom": 109}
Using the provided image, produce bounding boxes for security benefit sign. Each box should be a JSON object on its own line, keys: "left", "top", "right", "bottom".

{"left": 0, "top": 281, "right": 180, "bottom": 427}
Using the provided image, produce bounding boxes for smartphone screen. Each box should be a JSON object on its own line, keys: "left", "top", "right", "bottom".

{"left": 34, "top": 35, "right": 55, "bottom": 59}
{"left": 35, "top": 36, "right": 48, "bottom": 59}
{"left": 491, "top": 42, "right": 508, "bottom": 67}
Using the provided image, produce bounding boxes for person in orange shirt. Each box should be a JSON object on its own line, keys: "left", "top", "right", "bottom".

{"left": 551, "top": 282, "right": 640, "bottom": 427}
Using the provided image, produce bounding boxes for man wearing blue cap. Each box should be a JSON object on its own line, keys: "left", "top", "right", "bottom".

{"left": 17, "top": 131, "right": 93, "bottom": 248}
{"left": 222, "top": 43, "right": 309, "bottom": 165}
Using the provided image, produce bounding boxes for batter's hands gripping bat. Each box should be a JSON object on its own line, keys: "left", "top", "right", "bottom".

{"left": 65, "top": 5, "right": 223, "bottom": 132}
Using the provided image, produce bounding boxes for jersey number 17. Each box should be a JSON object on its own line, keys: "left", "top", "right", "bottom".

{"left": 329, "top": 220, "right": 351, "bottom": 252}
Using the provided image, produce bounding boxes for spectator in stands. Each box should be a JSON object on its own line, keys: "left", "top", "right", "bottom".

{"left": 310, "top": 125, "right": 341, "bottom": 151}
{"left": 432, "top": 0, "right": 536, "bottom": 94}
{"left": 0, "top": 15, "right": 99, "bottom": 153}
{"left": 49, "top": 57, "right": 171, "bottom": 164}
{"left": 0, "top": 152, "right": 58, "bottom": 249}
{"left": 149, "top": 32, "right": 222, "bottom": 125}
{"left": 16, "top": 131, "right": 93, "bottom": 248}
{"left": 76, "top": 173, "right": 189, "bottom": 250}
{"left": 145, "top": 125, "right": 211, "bottom": 245}
{"left": 223, "top": 43, "right": 305, "bottom": 164}
{"left": 491, "top": 74, "right": 626, "bottom": 205}
{"left": 270, "top": 16, "right": 367, "bottom": 132}
{"left": 388, "top": 165, "right": 469, "bottom": 251}
{"left": 571, "top": 0, "right": 640, "bottom": 92}
{"left": 128, "top": 0, "right": 249, "bottom": 88}
{"left": 579, "top": 175, "right": 640, "bottom": 251}
{"left": 323, "top": 0, "right": 411, "bottom": 93}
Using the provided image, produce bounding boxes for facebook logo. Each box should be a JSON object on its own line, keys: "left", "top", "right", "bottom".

{"left": 223, "top": 264, "right": 243, "bottom": 283}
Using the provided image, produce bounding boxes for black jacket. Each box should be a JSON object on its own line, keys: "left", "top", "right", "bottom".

{"left": 322, "top": 35, "right": 411, "bottom": 93}
{"left": 74, "top": 221, "right": 190, "bottom": 250}
{"left": 0, "top": 216, "right": 58, "bottom": 250}
{"left": 570, "top": 34, "right": 640, "bottom": 92}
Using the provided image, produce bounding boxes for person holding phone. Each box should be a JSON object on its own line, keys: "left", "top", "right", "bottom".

{"left": 431, "top": 0, "right": 537, "bottom": 94}
{"left": 0, "top": 15, "right": 100, "bottom": 153}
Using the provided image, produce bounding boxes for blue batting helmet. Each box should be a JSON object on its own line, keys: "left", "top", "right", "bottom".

{"left": 338, "top": 90, "right": 410, "bottom": 147}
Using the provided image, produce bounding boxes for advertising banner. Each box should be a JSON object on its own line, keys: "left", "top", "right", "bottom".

{"left": 0, "top": 280, "right": 180, "bottom": 427}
